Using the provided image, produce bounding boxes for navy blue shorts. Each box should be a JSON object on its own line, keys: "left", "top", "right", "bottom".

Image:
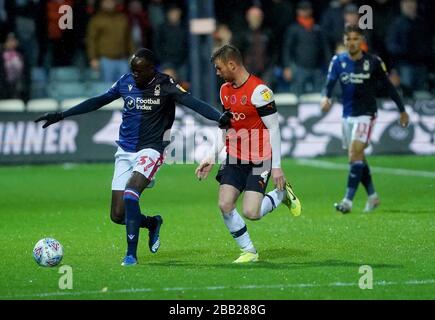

{"left": 215, "top": 155, "right": 271, "bottom": 194}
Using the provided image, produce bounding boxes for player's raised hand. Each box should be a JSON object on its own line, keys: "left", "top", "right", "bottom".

{"left": 271, "top": 168, "right": 285, "bottom": 191}
{"left": 320, "top": 97, "right": 332, "bottom": 112}
{"left": 218, "top": 110, "right": 232, "bottom": 129}
{"left": 399, "top": 111, "right": 410, "bottom": 128}
{"left": 34, "top": 112, "right": 64, "bottom": 128}
{"left": 195, "top": 158, "right": 214, "bottom": 181}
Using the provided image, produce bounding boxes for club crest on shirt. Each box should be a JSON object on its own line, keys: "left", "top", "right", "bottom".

{"left": 154, "top": 84, "right": 161, "bottom": 96}
{"left": 363, "top": 60, "right": 370, "bottom": 71}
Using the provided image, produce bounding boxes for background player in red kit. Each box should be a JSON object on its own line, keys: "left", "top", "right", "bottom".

{"left": 196, "top": 45, "right": 301, "bottom": 263}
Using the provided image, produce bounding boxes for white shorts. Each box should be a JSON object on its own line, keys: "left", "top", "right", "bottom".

{"left": 111, "top": 147, "right": 164, "bottom": 191}
{"left": 342, "top": 115, "right": 376, "bottom": 149}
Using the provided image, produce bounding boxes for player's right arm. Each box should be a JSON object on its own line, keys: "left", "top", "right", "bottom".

{"left": 320, "top": 55, "right": 339, "bottom": 112}
{"left": 195, "top": 129, "right": 226, "bottom": 180}
{"left": 196, "top": 84, "right": 228, "bottom": 181}
{"left": 35, "top": 81, "right": 121, "bottom": 128}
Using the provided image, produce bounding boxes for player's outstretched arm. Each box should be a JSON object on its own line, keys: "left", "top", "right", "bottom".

{"left": 176, "top": 94, "right": 232, "bottom": 128}
{"left": 34, "top": 93, "right": 117, "bottom": 128}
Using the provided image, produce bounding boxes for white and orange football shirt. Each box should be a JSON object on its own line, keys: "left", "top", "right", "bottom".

{"left": 219, "top": 74, "right": 274, "bottom": 163}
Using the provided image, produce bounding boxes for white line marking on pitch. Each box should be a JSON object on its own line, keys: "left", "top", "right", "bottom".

{"left": 2, "top": 279, "right": 434, "bottom": 299}
{"left": 296, "top": 159, "right": 435, "bottom": 178}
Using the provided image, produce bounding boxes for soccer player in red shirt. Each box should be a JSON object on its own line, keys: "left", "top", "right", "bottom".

{"left": 196, "top": 45, "right": 302, "bottom": 263}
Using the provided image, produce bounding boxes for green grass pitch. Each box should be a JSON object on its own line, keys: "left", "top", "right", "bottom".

{"left": 0, "top": 155, "right": 434, "bottom": 300}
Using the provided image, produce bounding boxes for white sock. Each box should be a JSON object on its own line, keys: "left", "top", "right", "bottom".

{"left": 368, "top": 192, "right": 379, "bottom": 200}
{"left": 222, "top": 209, "right": 256, "bottom": 253}
{"left": 260, "top": 189, "right": 285, "bottom": 217}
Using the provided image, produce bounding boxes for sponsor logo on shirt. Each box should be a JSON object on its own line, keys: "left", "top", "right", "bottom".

{"left": 124, "top": 96, "right": 161, "bottom": 110}
{"left": 339, "top": 72, "right": 371, "bottom": 84}
{"left": 231, "top": 112, "right": 246, "bottom": 121}
{"left": 260, "top": 88, "right": 272, "bottom": 101}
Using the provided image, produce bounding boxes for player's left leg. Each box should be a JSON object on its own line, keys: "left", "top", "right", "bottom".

{"left": 122, "top": 149, "right": 164, "bottom": 266}
{"left": 361, "top": 156, "right": 380, "bottom": 212}
{"left": 335, "top": 116, "right": 374, "bottom": 214}
{"left": 111, "top": 147, "right": 159, "bottom": 227}
{"left": 243, "top": 175, "right": 300, "bottom": 219}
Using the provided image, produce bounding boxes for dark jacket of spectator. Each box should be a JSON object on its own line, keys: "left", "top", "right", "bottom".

{"left": 386, "top": 15, "right": 433, "bottom": 66}
{"left": 154, "top": 9, "right": 187, "bottom": 66}
{"left": 282, "top": 21, "right": 327, "bottom": 69}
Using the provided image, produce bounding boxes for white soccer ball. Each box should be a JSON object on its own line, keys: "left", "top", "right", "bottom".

{"left": 33, "top": 238, "right": 63, "bottom": 267}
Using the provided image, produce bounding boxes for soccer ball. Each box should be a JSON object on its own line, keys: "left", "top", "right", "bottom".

{"left": 33, "top": 238, "right": 63, "bottom": 267}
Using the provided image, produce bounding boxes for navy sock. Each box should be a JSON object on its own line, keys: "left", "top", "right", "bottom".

{"left": 118, "top": 214, "right": 153, "bottom": 229}
{"left": 124, "top": 188, "right": 142, "bottom": 258}
{"left": 140, "top": 215, "right": 156, "bottom": 229}
{"left": 345, "top": 161, "right": 364, "bottom": 201}
{"left": 361, "top": 162, "right": 375, "bottom": 196}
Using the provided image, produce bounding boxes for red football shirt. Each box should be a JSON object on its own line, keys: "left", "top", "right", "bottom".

{"left": 219, "top": 74, "right": 274, "bottom": 162}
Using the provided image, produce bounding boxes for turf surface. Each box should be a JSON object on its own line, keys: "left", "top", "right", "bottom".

{"left": 0, "top": 155, "right": 434, "bottom": 299}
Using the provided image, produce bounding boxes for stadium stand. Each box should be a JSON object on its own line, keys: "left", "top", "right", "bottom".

{"left": 274, "top": 93, "right": 298, "bottom": 106}
{"left": 0, "top": 99, "right": 26, "bottom": 112}
{"left": 298, "top": 93, "right": 323, "bottom": 104}
{"left": 49, "top": 82, "right": 88, "bottom": 101}
{"left": 26, "top": 98, "right": 59, "bottom": 112}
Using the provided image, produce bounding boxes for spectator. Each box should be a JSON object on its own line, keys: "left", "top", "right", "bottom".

{"left": 371, "top": 0, "right": 396, "bottom": 63}
{"left": 0, "top": 0, "right": 13, "bottom": 43}
{"left": 233, "top": 6, "right": 274, "bottom": 85}
{"left": 127, "top": 0, "right": 152, "bottom": 50}
{"left": 86, "top": 0, "right": 134, "bottom": 82}
{"left": 39, "top": 0, "right": 76, "bottom": 67}
{"left": 262, "top": 0, "right": 294, "bottom": 66}
{"left": 154, "top": 5, "right": 188, "bottom": 82}
{"left": 321, "top": 0, "right": 352, "bottom": 59}
{"left": 212, "top": 23, "right": 233, "bottom": 52}
{"left": 7, "top": 0, "right": 41, "bottom": 68}
{"left": 386, "top": 0, "right": 433, "bottom": 94}
{"left": 72, "top": 0, "right": 97, "bottom": 69}
{"left": 282, "top": 1, "right": 327, "bottom": 96}
{"left": 147, "top": 0, "right": 165, "bottom": 32}
{"left": 0, "top": 33, "right": 26, "bottom": 99}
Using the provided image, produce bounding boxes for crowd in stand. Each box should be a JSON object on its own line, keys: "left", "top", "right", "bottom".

{"left": 0, "top": 0, "right": 434, "bottom": 103}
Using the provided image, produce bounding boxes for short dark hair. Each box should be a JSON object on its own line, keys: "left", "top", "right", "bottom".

{"left": 344, "top": 24, "right": 364, "bottom": 36}
{"left": 210, "top": 44, "right": 243, "bottom": 65}
{"left": 132, "top": 48, "right": 155, "bottom": 65}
